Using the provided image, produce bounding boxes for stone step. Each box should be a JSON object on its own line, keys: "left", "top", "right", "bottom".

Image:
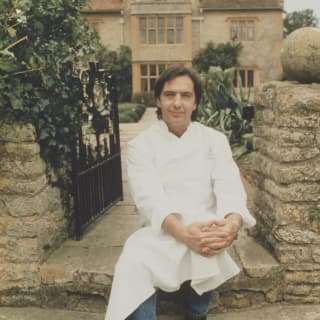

{"left": 39, "top": 201, "right": 284, "bottom": 315}
{"left": 1, "top": 304, "right": 320, "bottom": 320}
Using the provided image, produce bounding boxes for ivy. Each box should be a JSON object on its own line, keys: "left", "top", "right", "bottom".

{"left": 0, "top": 0, "right": 100, "bottom": 190}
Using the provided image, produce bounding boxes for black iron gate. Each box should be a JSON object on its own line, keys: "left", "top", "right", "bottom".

{"left": 72, "top": 63, "right": 123, "bottom": 239}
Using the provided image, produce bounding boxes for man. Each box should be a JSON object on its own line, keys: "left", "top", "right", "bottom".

{"left": 105, "top": 66, "right": 256, "bottom": 320}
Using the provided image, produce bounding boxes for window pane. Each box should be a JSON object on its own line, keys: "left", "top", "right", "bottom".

{"left": 231, "top": 22, "right": 238, "bottom": 40}
{"left": 248, "top": 70, "right": 254, "bottom": 87}
{"left": 239, "top": 70, "right": 246, "bottom": 87}
{"left": 140, "top": 30, "right": 146, "bottom": 44}
{"left": 148, "top": 17, "right": 155, "bottom": 28}
{"left": 176, "top": 17, "right": 183, "bottom": 28}
{"left": 140, "top": 18, "right": 146, "bottom": 29}
{"left": 140, "top": 18, "right": 147, "bottom": 44}
{"left": 150, "top": 78, "right": 157, "bottom": 91}
{"left": 167, "top": 17, "right": 174, "bottom": 28}
{"left": 158, "top": 17, "right": 164, "bottom": 28}
{"left": 158, "top": 29, "right": 165, "bottom": 43}
{"left": 167, "top": 29, "right": 174, "bottom": 44}
{"left": 247, "top": 21, "right": 254, "bottom": 40}
{"left": 239, "top": 21, "right": 246, "bottom": 40}
{"left": 140, "top": 64, "right": 147, "bottom": 76}
{"left": 141, "top": 79, "right": 148, "bottom": 92}
{"left": 150, "top": 64, "right": 156, "bottom": 76}
{"left": 149, "top": 30, "right": 156, "bottom": 44}
{"left": 176, "top": 29, "right": 183, "bottom": 43}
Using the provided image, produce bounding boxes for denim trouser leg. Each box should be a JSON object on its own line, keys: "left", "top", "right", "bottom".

{"left": 183, "top": 283, "right": 213, "bottom": 320}
{"left": 127, "top": 293, "right": 157, "bottom": 320}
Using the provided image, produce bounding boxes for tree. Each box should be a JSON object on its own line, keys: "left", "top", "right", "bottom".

{"left": 284, "top": 9, "right": 319, "bottom": 36}
{"left": 192, "top": 41, "right": 242, "bottom": 74}
{"left": 96, "top": 45, "right": 132, "bottom": 102}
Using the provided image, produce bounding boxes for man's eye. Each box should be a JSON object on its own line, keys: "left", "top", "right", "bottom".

{"left": 164, "top": 92, "right": 175, "bottom": 97}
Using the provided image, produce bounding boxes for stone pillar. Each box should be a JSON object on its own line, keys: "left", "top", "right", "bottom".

{"left": 0, "top": 120, "right": 68, "bottom": 304}
{"left": 253, "top": 81, "right": 320, "bottom": 303}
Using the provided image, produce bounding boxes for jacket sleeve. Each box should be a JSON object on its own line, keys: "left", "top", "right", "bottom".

{"left": 210, "top": 133, "right": 256, "bottom": 228}
{"left": 127, "top": 137, "right": 181, "bottom": 233}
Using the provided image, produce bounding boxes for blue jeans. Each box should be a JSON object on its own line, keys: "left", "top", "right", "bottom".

{"left": 128, "top": 282, "right": 212, "bottom": 320}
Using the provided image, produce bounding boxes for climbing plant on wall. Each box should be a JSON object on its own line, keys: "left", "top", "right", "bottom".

{"left": 0, "top": 0, "right": 99, "bottom": 188}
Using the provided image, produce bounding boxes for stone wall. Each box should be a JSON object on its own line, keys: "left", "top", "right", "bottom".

{"left": 253, "top": 81, "right": 320, "bottom": 303}
{"left": 0, "top": 120, "right": 68, "bottom": 303}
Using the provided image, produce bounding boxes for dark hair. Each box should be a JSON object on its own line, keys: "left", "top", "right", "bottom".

{"left": 154, "top": 65, "right": 202, "bottom": 121}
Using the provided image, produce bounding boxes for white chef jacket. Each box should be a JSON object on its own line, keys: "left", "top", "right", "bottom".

{"left": 105, "top": 120, "right": 256, "bottom": 320}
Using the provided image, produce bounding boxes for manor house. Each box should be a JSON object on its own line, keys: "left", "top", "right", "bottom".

{"left": 82, "top": 0, "right": 284, "bottom": 94}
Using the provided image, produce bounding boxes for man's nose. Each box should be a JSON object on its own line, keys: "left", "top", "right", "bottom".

{"left": 173, "top": 94, "right": 182, "bottom": 107}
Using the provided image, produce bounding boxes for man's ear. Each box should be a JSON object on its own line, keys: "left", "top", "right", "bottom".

{"left": 156, "top": 98, "right": 161, "bottom": 108}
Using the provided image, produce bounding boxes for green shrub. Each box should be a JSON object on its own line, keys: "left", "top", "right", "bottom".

{"left": 119, "top": 103, "right": 146, "bottom": 123}
{"left": 198, "top": 66, "right": 253, "bottom": 158}
{"left": 132, "top": 92, "right": 156, "bottom": 107}
{"left": 193, "top": 41, "right": 242, "bottom": 73}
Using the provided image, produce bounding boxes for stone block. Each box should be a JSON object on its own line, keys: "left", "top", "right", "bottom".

{"left": 254, "top": 137, "right": 320, "bottom": 162}
{"left": 6, "top": 238, "right": 40, "bottom": 263}
{"left": 0, "top": 122, "right": 36, "bottom": 143}
{"left": 276, "top": 85, "right": 320, "bottom": 114}
{"left": 272, "top": 202, "right": 318, "bottom": 229}
{"left": 0, "top": 157, "right": 46, "bottom": 179}
{"left": 286, "top": 270, "right": 320, "bottom": 284}
{"left": 0, "top": 262, "right": 39, "bottom": 284}
{"left": 273, "top": 227, "right": 320, "bottom": 244}
{"left": 5, "top": 216, "right": 43, "bottom": 239}
{"left": 254, "top": 151, "right": 320, "bottom": 184}
{"left": 254, "top": 126, "right": 316, "bottom": 147}
{"left": 286, "top": 284, "right": 312, "bottom": 296}
{"left": 0, "top": 175, "right": 47, "bottom": 196}
{"left": 274, "top": 244, "right": 313, "bottom": 264}
{"left": 0, "top": 142, "right": 40, "bottom": 160}
{"left": 275, "top": 113, "right": 320, "bottom": 128}
{"left": 264, "top": 179, "right": 320, "bottom": 202}
{"left": 3, "top": 190, "right": 49, "bottom": 217}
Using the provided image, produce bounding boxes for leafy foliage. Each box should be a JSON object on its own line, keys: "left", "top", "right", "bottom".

{"left": 0, "top": 0, "right": 99, "bottom": 189}
{"left": 118, "top": 103, "right": 146, "bottom": 123}
{"left": 192, "top": 41, "right": 242, "bottom": 73}
{"left": 284, "top": 9, "right": 319, "bottom": 36}
{"left": 96, "top": 45, "right": 132, "bottom": 102}
{"left": 198, "top": 66, "right": 253, "bottom": 158}
{"left": 131, "top": 91, "right": 156, "bottom": 107}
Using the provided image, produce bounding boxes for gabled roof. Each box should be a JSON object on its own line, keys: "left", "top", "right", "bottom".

{"left": 82, "top": 0, "right": 124, "bottom": 13}
{"left": 199, "top": 0, "right": 283, "bottom": 11}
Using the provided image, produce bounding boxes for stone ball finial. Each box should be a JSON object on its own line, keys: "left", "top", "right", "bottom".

{"left": 281, "top": 27, "right": 320, "bottom": 83}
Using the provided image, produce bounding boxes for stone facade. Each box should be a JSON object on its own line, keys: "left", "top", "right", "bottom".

{"left": 253, "top": 81, "right": 320, "bottom": 303}
{"left": 82, "top": 0, "right": 283, "bottom": 93}
{"left": 0, "top": 120, "right": 68, "bottom": 301}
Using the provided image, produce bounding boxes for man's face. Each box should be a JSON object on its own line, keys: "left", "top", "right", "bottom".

{"left": 157, "top": 75, "right": 196, "bottom": 137}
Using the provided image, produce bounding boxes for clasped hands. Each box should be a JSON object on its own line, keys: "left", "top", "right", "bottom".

{"left": 162, "top": 213, "right": 242, "bottom": 258}
{"left": 181, "top": 218, "right": 240, "bottom": 257}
